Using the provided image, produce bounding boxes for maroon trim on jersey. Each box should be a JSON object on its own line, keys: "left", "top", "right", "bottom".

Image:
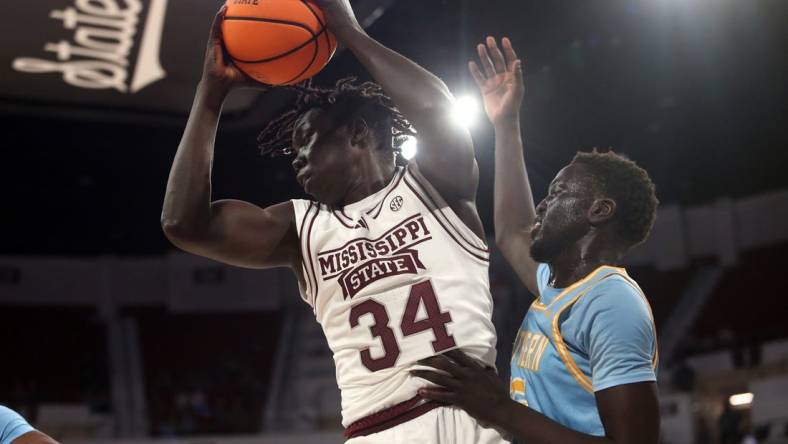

{"left": 337, "top": 248, "right": 426, "bottom": 299}
{"left": 344, "top": 210, "right": 371, "bottom": 229}
{"left": 333, "top": 208, "right": 369, "bottom": 230}
{"left": 366, "top": 167, "right": 406, "bottom": 219}
{"left": 333, "top": 209, "right": 372, "bottom": 229}
{"left": 344, "top": 395, "right": 444, "bottom": 439}
{"left": 403, "top": 176, "right": 489, "bottom": 263}
{"left": 298, "top": 202, "right": 316, "bottom": 302}
{"left": 408, "top": 171, "right": 489, "bottom": 254}
{"left": 304, "top": 204, "right": 321, "bottom": 309}
{"left": 318, "top": 214, "right": 423, "bottom": 256}
{"left": 319, "top": 235, "right": 433, "bottom": 281}
{"left": 394, "top": 235, "right": 432, "bottom": 253}
{"left": 332, "top": 210, "right": 358, "bottom": 229}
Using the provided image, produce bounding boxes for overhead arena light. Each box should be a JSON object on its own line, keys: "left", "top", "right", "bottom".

{"left": 451, "top": 95, "right": 480, "bottom": 129}
{"left": 400, "top": 135, "right": 418, "bottom": 160}
{"left": 729, "top": 393, "right": 754, "bottom": 407}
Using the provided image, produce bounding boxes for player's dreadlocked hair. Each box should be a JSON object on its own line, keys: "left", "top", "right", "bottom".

{"left": 257, "top": 77, "right": 416, "bottom": 159}
{"left": 571, "top": 149, "right": 659, "bottom": 248}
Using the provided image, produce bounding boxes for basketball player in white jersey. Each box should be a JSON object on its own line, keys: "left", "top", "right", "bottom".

{"left": 161, "top": 1, "right": 508, "bottom": 442}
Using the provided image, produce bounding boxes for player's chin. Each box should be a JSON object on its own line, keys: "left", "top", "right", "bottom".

{"left": 309, "top": 188, "right": 337, "bottom": 206}
{"left": 301, "top": 177, "right": 322, "bottom": 200}
{"left": 529, "top": 239, "right": 553, "bottom": 263}
{"left": 308, "top": 190, "right": 327, "bottom": 203}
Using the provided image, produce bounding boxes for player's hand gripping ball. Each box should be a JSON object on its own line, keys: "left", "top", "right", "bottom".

{"left": 221, "top": 0, "right": 338, "bottom": 86}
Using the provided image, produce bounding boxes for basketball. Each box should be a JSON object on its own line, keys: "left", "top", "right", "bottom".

{"left": 221, "top": 0, "right": 337, "bottom": 86}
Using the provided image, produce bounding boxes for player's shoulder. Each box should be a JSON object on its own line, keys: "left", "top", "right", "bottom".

{"left": 290, "top": 199, "right": 325, "bottom": 239}
{"left": 581, "top": 272, "right": 651, "bottom": 317}
{"left": 0, "top": 406, "right": 35, "bottom": 444}
{"left": 289, "top": 198, "right": 314, "bottom": 210}
{"left": 258, "top": 200, "right": 298, "bottom": 229}
{"left": 0, "top": 405, "right": 23, "bottom": 422}
{"left": 289, "top": 198, "right": 321, "bottom": 217}
{"left": 594, "top": 272, "right": 642, "bottom": 296}
{"left": 403, "top": 160, "right": 418, "bottom": 176}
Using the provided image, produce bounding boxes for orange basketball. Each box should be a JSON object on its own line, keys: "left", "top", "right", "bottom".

{"left": 221, "top": 0, "right": 337, "bottom": 86}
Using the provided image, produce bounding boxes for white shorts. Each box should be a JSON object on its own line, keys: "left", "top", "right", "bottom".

{"left": 345, "top": 406, "right": 511, "bottom": 444}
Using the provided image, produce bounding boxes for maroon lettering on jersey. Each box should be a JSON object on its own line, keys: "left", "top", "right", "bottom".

{"left": 316, "top": 214, "right": 432, "bottom": 299}
{"left": 338, "top": 249, "right": 424, "bottom": 299}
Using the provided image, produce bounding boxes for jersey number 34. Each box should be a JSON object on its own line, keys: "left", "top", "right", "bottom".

{"left": 349, "top": 280, "right": 456, "bottom": 372}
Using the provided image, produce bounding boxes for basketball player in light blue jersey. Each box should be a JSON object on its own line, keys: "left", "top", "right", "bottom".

{"left": 412, "top": 37, "right": 660, "bottom": 444}
{"left": 0, "top": 406, "right": 58, "bottom": 444}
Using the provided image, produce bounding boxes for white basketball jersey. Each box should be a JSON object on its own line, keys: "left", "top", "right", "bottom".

{"left": 292, "top": 164, "right": 498, "bottom": 428}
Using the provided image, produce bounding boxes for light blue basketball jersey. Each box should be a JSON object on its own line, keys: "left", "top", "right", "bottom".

{"left": 509, "top": 264, "right": 658, "bottom": 436}
{"left": 0, "top": 406, "right": 34, "bottom": 444}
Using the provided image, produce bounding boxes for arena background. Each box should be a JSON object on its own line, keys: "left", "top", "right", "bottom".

{"left": 1, "top": 1, "right": 787, "bottom": 443}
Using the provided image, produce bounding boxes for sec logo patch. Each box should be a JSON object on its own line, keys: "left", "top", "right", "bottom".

{"left": 390, "top": 195, "right": 404, "bottom": 211}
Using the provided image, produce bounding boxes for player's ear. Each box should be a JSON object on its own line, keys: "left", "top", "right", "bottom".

{"left": 589, "top": 198, "right": 616, "bottom": 226}
{"left": 349, "top": 117, "right": 370, "bottom": 148}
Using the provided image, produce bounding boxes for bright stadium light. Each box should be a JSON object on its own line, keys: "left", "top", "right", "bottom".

{"left": 400, "top": 135, "right": 418, "bottom": 160}
{"left": 729, "top": 393, "right": 754, "bottom": 407}
{"left": 451, "top": 95, "right": 480, "bottom": 128}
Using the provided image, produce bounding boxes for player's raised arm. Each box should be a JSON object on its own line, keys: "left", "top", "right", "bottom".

{"left": 314, "top": 0, "right": 478, "bottom": 204}
{"left": 161, "top": 8, "right": 299, "bottom": 270}
{"left": 472, "top": 37, "right": 539, "bottom": 295}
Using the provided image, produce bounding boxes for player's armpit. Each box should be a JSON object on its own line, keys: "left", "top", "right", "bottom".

{"left": 411, "top": 114, "right": 478, "bottom": 203}
{"left": 330, "top": 22, "right": 478, "bottom": 203}
{"left": 595, "top": 382, "right": 660, "bottom": 444}
{"left": 13, "top": 431, "right": 59, "bottom": 444}
{"left": 165, "top": 199, "right": 299, "bottom": 270}
{"left": 408, "top": 159, "right": 485, "bottom": 241}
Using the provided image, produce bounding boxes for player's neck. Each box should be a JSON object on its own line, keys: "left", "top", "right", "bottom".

{"left": 340, "top": 159, "right": 397, "bottom": 207}
{"left": 548, "top": 233, "right": 625, "bottom": 288}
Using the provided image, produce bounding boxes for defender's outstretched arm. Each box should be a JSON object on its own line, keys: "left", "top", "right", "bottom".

{"left": 472, "top": 37, "right": 539, "bottom": 294}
